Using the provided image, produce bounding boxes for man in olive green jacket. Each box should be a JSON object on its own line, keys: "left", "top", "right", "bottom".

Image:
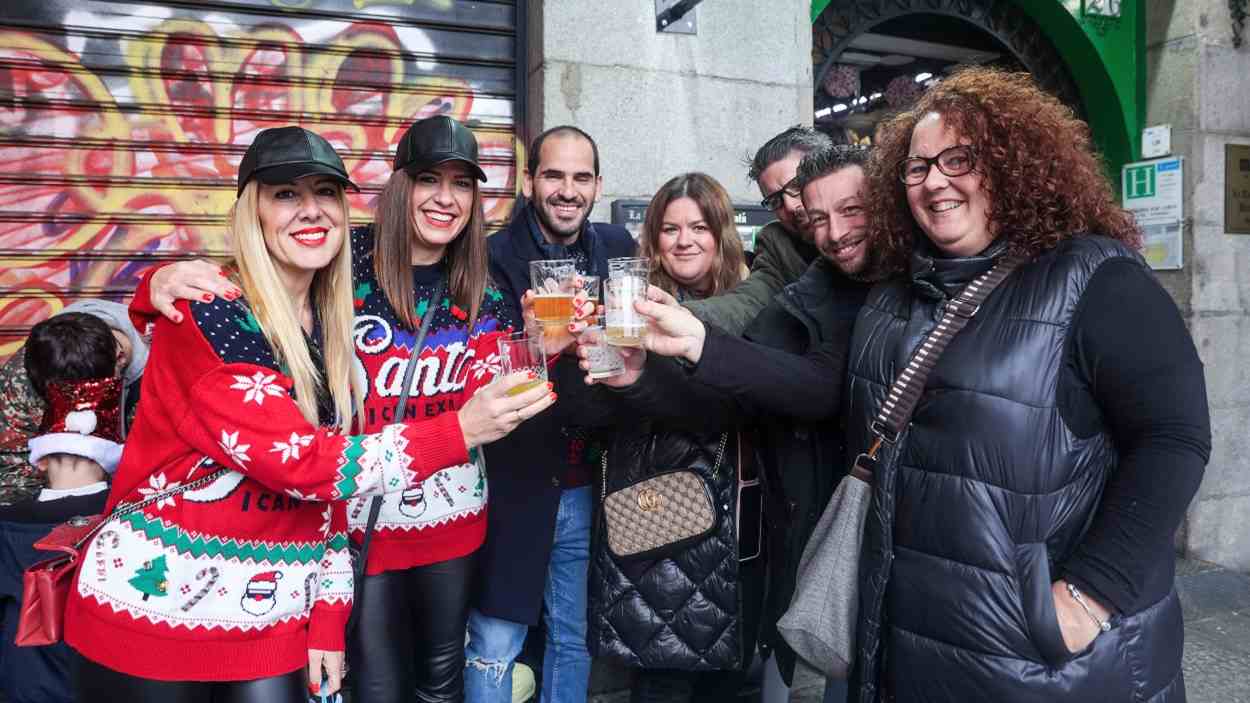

{"left": 685, "top": 126, "right": 832, "bottom": 334}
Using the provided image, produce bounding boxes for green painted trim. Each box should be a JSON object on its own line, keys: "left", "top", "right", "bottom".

{"left": 811, "top": 0, "right": 831, "bottom": 23}
{"left": 1016, "top": 1, "right": 1142, "bottom": 177}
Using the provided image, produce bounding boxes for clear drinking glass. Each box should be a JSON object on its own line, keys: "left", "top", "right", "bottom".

{"left": 605, "top": 257, "right": 649, "bottom": 347}
{"left": 529, "top": 259, "right": 578, "bottom": 329}
{"left": 581, "top": 324, "right": 625, "bottom": 379}
{"left": 497, "top": 330, "right": 549, "bottom": 396}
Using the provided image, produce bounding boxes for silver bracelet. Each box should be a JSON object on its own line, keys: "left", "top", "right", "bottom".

{"left": 1066, "top": 582, "right": 1111, "bottom": 633}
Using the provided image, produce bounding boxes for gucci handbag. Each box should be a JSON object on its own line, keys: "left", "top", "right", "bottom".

{"left": 16, "top": 463, "right": 227, "bottom": 647}
{"left": 600, "top": 433, "right": 728, "bottom": 562}
{"left": 777, "top": 256, "right": 1021, "bottom": 678}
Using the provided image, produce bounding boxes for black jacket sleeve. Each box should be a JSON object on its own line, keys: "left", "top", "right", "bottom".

{"left": 608, "top": 355, "right": 744, "bottom": 433}
{"left": 1057, "top": 259, "right": 1211, "bottom": 615}
{"left": 690, "top": 323, "right": 847, "bottom": 423}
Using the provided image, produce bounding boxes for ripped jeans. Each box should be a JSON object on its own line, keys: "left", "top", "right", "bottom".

{"left": 464, "top": 486, "right": 592, "bottom": 703}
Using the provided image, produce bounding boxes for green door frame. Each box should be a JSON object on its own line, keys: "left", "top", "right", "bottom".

{"left": 810, "top": 0, "right": 1144, "bottom": 176}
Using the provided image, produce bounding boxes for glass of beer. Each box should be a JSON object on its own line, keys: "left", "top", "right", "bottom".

{"left": 529, "top": 259, "right": 578, "bottom": 329}
{"left": 605, "top": 257, "right": 649, "bottom": 347}
{"left": 497, "top": 330, "right": 548, "bottom": 396}
{"left": 581, "top": 324, "right": 625, "bottom": 379}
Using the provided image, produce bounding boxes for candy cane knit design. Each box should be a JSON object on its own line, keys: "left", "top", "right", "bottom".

{"left": 94, "top": 530, "right": 119, "bottom": 583}
{"left": 181, "top": 566, "right": 220, "bottom": 612}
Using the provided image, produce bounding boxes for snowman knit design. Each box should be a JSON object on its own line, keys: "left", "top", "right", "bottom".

{"left": 346, "top": 226, "right": 516, "bottom": 575}
{"left": 64, "top": 283, "right": 469, "bottom": 683}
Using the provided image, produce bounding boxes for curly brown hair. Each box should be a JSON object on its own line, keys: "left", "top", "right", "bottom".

{"left": 864, "top": 67, "right": 1140, "bottom": 275}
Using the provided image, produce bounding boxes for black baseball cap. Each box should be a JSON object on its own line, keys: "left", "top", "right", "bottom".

{"left": 237, "top": 126, "right": 358, "bottom": 195}
{"left": 392, "top": 115, "right": 488, "bottom": 182}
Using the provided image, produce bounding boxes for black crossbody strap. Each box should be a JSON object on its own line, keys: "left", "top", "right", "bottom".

{"left": 348, "top": 280, "right": 445, "bottom": 632}
{"left": 852, "top": 256, "right": 1023, "bottom": 480}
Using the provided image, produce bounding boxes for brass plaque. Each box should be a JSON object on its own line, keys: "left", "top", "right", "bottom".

{"left": 1227, "top": 144, "right": 1250, "bottom": 234}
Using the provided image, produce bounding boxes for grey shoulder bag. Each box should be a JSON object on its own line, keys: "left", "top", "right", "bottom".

{"left": 777, "top": 256, "right": 1021, "bottom": 679}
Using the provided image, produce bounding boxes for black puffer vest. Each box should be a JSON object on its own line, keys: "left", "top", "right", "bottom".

{"left": 845, "top": 236, "right": 1185, "bottom": 702}
{"left": 588, "top": 425, "right": 743, "bottom": 670}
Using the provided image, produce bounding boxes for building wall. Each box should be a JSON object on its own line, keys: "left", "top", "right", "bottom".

{"left": 525, "top": 0, "right": 812, "bottom": 210}
{"left": 1146, "top": 0, "right": 1250, "bottom": 571}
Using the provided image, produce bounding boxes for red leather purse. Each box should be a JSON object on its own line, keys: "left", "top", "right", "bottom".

{"left": 15, "top": 515, "right": 105, "bottom": 646}
{"left": 15, "top": 461, "right": 228, "bottom": 647}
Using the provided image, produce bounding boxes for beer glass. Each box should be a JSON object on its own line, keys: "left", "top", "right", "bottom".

{"left": 605, "top": 257, "right": 649, "bottom": 347}
{"left": 529, "top": 259, "right": 578, "bottom": 329}
{"left": 497, "top": 330, "right": 548, "bottom": 396}
{"left": 581, "top": 324, "right": 625, "bottom": 379}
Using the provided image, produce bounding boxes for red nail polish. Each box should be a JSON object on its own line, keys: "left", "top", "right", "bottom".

{"left": 309, "top": 682, "right": 320, "bottom": 695}
{"left": 218, "top": 270, "right": 228, "bottom": 277}
{"left": 546, "top": 382, "right": 553, "bottom": 390}
{"left": 202, "top": 293, "right": 213, "bottom": 303}
{"left": 550, "top": 392, "right": 558, "bottom": 401}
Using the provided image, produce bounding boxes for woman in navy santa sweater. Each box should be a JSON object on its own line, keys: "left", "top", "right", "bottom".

{"left": 139, "top": 116, "right": 554, "bottom": 703}
{"left": 67, "top": 126, "right": 553, "bottom": 702}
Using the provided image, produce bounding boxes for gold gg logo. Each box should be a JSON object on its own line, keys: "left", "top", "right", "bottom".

{"left": 637, "top": 488, "right": 663, "bottom": 512}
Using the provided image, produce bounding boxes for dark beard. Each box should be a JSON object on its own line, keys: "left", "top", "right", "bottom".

{"left": 534, "top": 197, "right": 595, "bottom": 242}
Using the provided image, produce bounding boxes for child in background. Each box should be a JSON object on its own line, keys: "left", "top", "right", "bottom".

{"left": 0, "top": 300, "right": 146, "bottom": 506}
{"left": 0, "top": 312, "right": 125, "bottom": 703}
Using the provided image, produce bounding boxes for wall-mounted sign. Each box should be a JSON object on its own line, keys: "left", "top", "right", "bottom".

{"left": 1142, "top": 124, "right": 1172, "bottom": 159}
{"left": 1226, "top": 144, "right": 1250, "bottom": 235}
{"left": 1122, "top": 157, "right": 1184, "bottom": 270}
{"left": 611, "top": 199, "right": 774, "bottom": 252}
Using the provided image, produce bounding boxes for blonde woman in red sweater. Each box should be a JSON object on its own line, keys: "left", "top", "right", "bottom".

{"left": 66, "top": 126, "right": 553, "bottom": 702}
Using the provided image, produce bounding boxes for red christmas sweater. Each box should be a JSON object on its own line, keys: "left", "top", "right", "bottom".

{"left": 346, "top": 226, "right": 516, "bottom": 573}
{"left": 65, "top": 290, "right": 469, "bottom": 681}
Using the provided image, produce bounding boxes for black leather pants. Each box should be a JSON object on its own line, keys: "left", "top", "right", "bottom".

{"left": 75, "top": 655, "right": 306, "bottom": 703}
{"left": 347, "top": 553, "right": 476, "bottom": 703}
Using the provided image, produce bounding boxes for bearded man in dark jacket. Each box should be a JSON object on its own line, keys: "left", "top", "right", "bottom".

{"left": 580, "top": 145, "right": 875, "bottom": 695}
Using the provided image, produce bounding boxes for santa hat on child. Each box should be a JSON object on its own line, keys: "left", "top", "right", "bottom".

{"left": 28, "top": 377, "right": 124, "bottom": 474}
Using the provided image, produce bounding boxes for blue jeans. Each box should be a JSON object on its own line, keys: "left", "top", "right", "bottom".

{"left": 465, "top": 486, "right": 592, "bottom": 703}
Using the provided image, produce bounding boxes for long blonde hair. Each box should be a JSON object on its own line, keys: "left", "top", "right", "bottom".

{"left": 228, "top": 182, "right": 364, "bottom": 434}
{"left": 372, "top": 167, "right": 490, "bottom": 332}
{"left": 640, "top": 173, "right": 746, "bottom": 297}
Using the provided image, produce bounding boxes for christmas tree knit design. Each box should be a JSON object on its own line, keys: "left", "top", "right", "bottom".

{"left": 129, "top": 556, "right": 169, "bottom": 601}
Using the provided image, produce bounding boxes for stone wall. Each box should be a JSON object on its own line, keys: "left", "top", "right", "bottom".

{"left": 1146, "top": 0, "right": 1250, "bottom": 570}
{"left": 525, "top": 0, "right": 812, "bottom": 208}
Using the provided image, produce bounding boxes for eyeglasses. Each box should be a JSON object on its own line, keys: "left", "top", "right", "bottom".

{"left": 896, "top": 145, "right": 977, "bottom": 185}
{"left": 760, "top": 177, "right": 801, "bottom": 211}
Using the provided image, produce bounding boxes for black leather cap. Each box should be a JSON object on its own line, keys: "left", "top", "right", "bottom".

{"left": 237, "top": 126, "right": 358, "bottom": 195}
{"left": 392, "top": 115, "right": 488, "bottom": 182}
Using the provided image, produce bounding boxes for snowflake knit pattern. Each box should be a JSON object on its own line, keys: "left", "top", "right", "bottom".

{"left": 64, "top": 286, "right": 468, "bottom": 682}
{"left": 346, "top": 226, "right": 516, "bottom": 574}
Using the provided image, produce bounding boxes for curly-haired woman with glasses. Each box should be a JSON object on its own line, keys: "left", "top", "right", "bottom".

{"left": 845, "top": 67, "right": 1210, "bottom": 702}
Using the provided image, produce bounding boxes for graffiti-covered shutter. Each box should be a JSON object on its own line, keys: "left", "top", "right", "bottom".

{"left": 0, "top": 0, "right": 519, "bottom": 359}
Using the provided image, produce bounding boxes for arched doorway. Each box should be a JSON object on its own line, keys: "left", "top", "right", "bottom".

{"left": 811, "top": 1, "right": 1085, "bottom": 145}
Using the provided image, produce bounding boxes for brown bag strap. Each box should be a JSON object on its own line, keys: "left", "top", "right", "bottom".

{"left": 853, "top": 255, "right": 1024, "bottom": 481}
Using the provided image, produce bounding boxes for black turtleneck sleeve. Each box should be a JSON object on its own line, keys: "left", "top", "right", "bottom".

{"left": 1056, "top": 258, "right": 1211, "bottom": 615}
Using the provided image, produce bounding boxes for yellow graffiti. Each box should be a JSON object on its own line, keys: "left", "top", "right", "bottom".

{"left": 2, "top": 16, "right": 515, "bottom": 361}
{"left": 0, "top": 31, "right": 135, "bottom": 266}
{"left": 0, "top": 293, "right": 66, "bottom": 358}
